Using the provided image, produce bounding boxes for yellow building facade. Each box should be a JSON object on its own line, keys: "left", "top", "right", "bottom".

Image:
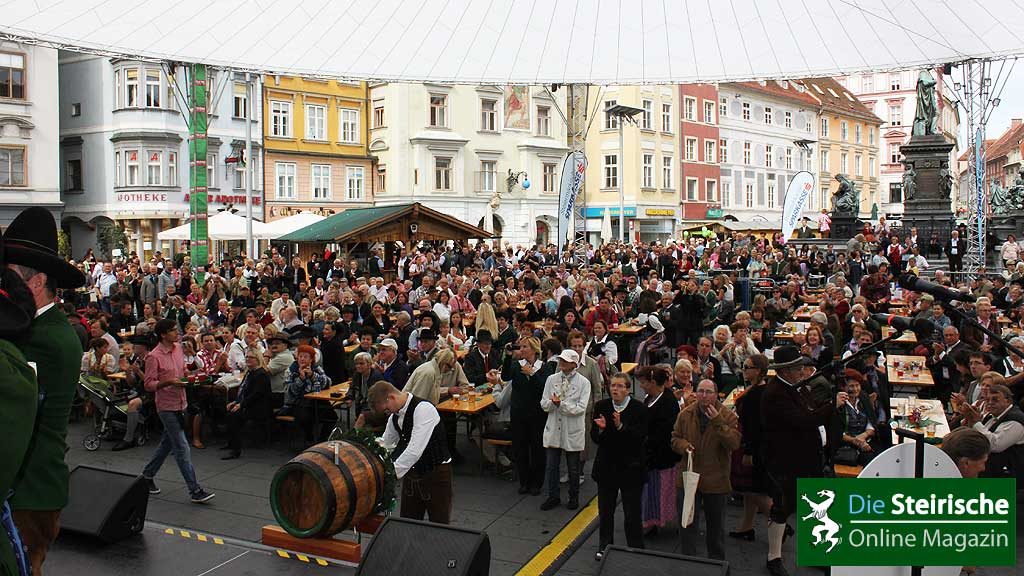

{"left": 262, "top": 77, "right": 374, "bottom": 221}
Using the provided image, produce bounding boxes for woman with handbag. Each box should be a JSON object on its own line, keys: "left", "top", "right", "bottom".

{"left": 635, "top": 365, "right": 679, "bottom": 535}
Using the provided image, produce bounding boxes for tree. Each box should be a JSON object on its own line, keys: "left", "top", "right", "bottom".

{"left": 96, "top": 222, "right": 129, "bottom": 260}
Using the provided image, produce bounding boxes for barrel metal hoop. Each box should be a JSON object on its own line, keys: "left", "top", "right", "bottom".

{"left": 306, "top": 444, "right": 359, "bottom": 532}
{"left": 270, "top": 460, "right": 333, "bottom": 538}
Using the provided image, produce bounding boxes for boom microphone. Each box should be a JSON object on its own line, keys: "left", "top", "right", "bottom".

{"left": 871, "top": 313, "right": 934, "bottom": 336}
{"left": 898, "top": 273, "right": 976, "bottom": 303}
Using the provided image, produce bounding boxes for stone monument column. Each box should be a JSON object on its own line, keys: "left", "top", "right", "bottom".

{"left": 900, "top": 71, "right": 955, "bottom": 243}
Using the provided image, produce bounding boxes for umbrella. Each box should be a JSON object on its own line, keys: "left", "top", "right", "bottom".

{"left": 601, "top": 208, "right": 613, "bottom": 245}
{"left": 157, "top": 211, "right": 272, "bottom": 241}
{"left": 264, "top": 212, "right": 326, "bottom": 239}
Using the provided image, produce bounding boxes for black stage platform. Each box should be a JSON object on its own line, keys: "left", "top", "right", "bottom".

{"left": 47, "top": 523, "right": 358, "bottom": 575}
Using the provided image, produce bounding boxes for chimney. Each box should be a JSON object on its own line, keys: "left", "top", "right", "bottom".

{"left": 1012, "top": 118, "right": 1022, "bottom": 129}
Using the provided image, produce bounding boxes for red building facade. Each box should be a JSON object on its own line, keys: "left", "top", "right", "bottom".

{"left": 679, "top": 84, "right": 721, "bottom": 220}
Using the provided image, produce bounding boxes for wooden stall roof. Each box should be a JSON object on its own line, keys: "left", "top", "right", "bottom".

{"left": 278, "top": 203, "right": 494, "bottom": 243}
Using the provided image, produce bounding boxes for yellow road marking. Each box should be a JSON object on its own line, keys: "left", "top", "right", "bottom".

{"left": 213, "top": 538, "right": 224, "bottom": 545}
{"left": 197, "top": 534, "right": 208, "bottom": 542}
{"left": 316, "top": 558, "right": 328, "bottom": 566}
{"left": 297, "top": 554, "right": 310, "bottom": 562}
{"left": 277, "top": 550, "right": 290, "bottom": 559}
{"left": 180, "top": 530, "right": 191, "bottom": 538}
{"left": 517, "top": 497, "right": 599, "bottom": 575}
{"left": 164, "top": 528, "right": 174, "bottom": 535}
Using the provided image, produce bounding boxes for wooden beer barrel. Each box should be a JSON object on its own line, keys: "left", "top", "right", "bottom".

{"left": 270, "top": 440, "right": 386, "bottom": 538}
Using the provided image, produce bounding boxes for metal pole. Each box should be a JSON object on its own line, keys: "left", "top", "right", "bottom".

{"left": 618, "top": 119, "right": 625, "bottom": 243}
{"left": 245, "top": 73, "right": 254, "bottom": 258}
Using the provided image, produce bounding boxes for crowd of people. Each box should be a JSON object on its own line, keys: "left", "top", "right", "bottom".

{"left": 3, "top": 205, "right": 1024, "bottom": 576}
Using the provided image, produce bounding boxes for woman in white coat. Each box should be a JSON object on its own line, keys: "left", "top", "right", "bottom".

{"left": 540, "top": 349, "right": 591, "bottom": 512}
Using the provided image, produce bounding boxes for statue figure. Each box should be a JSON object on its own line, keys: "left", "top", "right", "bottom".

{"left": 903, "top": 163, "right": 917, "bottom": 201}
{"left": 489, "top": 192, "right": 501, "bottom": 210}
{"left": 831, "top": 174, "right": 859, "bottom": 215}
{"left": 913, "top": 71, "right": 938, "bottom": 137}
{"left": 1014, "top": 167, "right": 1024, "bottom": 190}
{"left": 990, "top": 179, "right": 1010, "bottom": 215}
{"left": 938, "top": 167, "right": 953, "bottom": 200}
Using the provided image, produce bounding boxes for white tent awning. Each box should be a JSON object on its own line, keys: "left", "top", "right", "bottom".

{"left": 264, "top": 212, "right": 326, "bottom": 239}
{"left": 4, "top": 0, "right": 1024, "bottom": 85}
{"left": 157, "top": 212, "right": 272, "bottom": 241}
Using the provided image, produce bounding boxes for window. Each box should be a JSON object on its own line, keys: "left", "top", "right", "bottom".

{"left": 71, "top": 103, "right": 81, "bottom": 117}
{"left": 126, "top": 150, "right": 139, "bottom": 186}
{"left": 479, "top": 161, "right": 496, "bottom": 192}
{"left": 806, "top": 118, "right": 812, "bottom": 133}
{"left": 890, "top": 73, "right": 901, "bottom": 91}
{"left": 889, "top": 143, "right": 901, "bottom": 164}
{"left": 820, "top": 117, "right": 829, "bottom": 137}
{"left": 742, "top": 102, "right": 750, "bottom": 121}
{"left": 889, "top": 182, "right": 903, "bottom": 203}
{"left": 377, "top": 165, "right": 386, "bottom": 193}
{"left": 869, "top": 156, "right": 876, "bottom": 177}
{"left": 147, "top": 150, "right": 162, "bottom": 185}
{"left": 125, "top": 68, "right": 139, "bottom": 107}
{"left": 311, "top": 164, "right": 331, "bottom": 199}
{"left": 686, "top": 178, "right": 698, "bottom": 200}
{"left": 805, "top": 152, "right": 813, "bottom": 171}
{"left": 65, "top": 159, "right": 82, "bottom": 191}
{"left": 232, "top": 82, "right": 248, "bottom": 118}
{"left": 270, "top": 101, "right": 292, "bottom": 137}
{"left": 603, "top": 154, "right": 618, "bottom": 188}
{"left": 206, "top": 153, "right": 216, "bottom": 188}
{"left": 743, "top": 141, "right": 751, "bottom": 165}
{"left": 841, "top": 152, "right": 848, "bottom": 173}
{"left": 233, "top": 162, "right": 245, "bottom": 189}
{"left": 662, "top": 103, "right": 672, "bottom": 132}
{"left": 862, "top": 74, "right": 874, "bottom": 92}
{"left": 434, "top": 157, "right": 452, "bottom": 190}
{"left": 347, "top": 167, "right": 365, "bottom": 200}
{"left": 429, "top": 94, "right": 448, "bottom": 127}
{"left": 168, "top": 152, "right": 176, "bottom": 187}
{"left": 784, "top": 111, "right": 792, "bottom": 128}
{"left": 722, "top": 181, "right": 731, "bottom": 207}
{"left": 115, "top": 152, "right": 122, "bottom": 187}
{"left": 767, "top": 183, "right": 776, "bottom": 208}
{"left": 889, "top": 104, "right": 902, "bottom": 126}
{"left": 707, "top": 180, "right": 718, "bottom": 202}
{"left": 684, "top": 97, "right": 696, "bottom": 121}
{"left": 764, "top": 106, "right": 773, "bottom": 124}
{"left": 704, "top": 140, "right": 715, "bottom": 163}
{"left": 869, "top": 127, "right": 875, "bottom": 145}
{"left": 275, "top": 162, "right": 296, "bottom": 199}
{"left": 604, "top": 100, "right": 619, "bottom": 130}
{"left": 373, "top": 100, "right": 385, "bottom": 128}
{"left": 145, "top": 69, "right": 160, "bottom": 107}
{"left": 537, "top": 106, "right": 550, "bottom": 136}
{"left": 820, "top": 150, "right": 829, "bottom": 171}
{"left": 855, "top": 153, "right": 862, "bottom": 176}
{"left": 704, "top": 100, "right": 714, "bottom": 124}
{"left": 480, "top": 99, "right": 497, "bottom": 131}
{"left": 855, "top": 124, "right": 862, "bottom": 144}
{"left": 745, "top": 183, "right": 754, "bottom": 208}
{"left": 0, "top": 147, "right": 25, "bottom": 186}
{"left": 719, "top": 97, "right": 728, "bottom": 117}
{"left": 0, "top": 53, "right": 25, "bottom": 99}
{"left": 642, "top": 154, "right": 653, "bottom": 188}
{"left": 719, "top": 139, "right": 728, "bottom": 163}
{"left": 339, "top": 108, "right": 360, "bottom": 143}
{"left": 765, "top": 144, "right": 773, "bottom": 168}
{"left": 115, "top": 70, "right": 122, "bottom": 108}
{"left": 305, "top": 104, "right": 326, "bottom": 140}
{"left": 685, "top": 137, "right": 697, "bottom": 161}
{"left": 840, "top": 121, "right": 848, "bottom": 141}
{"left": 641, "top": 99, "right": 652, "bottom": 130}
{"left": 542, "top": 163, "right": 555, "bottom": 192}
{"left": 662, "top": 156, "right": 673, "bottom": 189}
{"left": 785, "top": 147, "right": 793, "bottom": 170}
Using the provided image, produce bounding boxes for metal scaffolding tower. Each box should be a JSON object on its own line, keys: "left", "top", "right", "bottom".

{"left": 568, "top": 84, "right": 589, "bottom": 263}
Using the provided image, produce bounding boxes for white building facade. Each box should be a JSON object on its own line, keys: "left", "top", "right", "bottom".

{"left": 0, "top": 42, "right": 60, "bottom": 227}
{"left": 59, "top": 52, "right": 263, "bottom": 259}
{"left": 368, "top": 83, "right": 568, "bottom": 247}
{"left": 718, "top": 82, "right": 821, "bottom": 222}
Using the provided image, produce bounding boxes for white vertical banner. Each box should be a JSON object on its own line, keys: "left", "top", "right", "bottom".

{"left": 558, "top": 151, "right": 587, "bottom": 252}
{"left": 781, "top": 171, "right": 815, "bottom": 244}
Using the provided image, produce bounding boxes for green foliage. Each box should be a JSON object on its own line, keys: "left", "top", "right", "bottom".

{"left": 96, "top": 222, "right": 129, "bottom": 259}
{"left": 341, "top": 427, "right": 398, "bottom": 513}
{"left": 57, "top": 229, "right": 72, "bottom": 260}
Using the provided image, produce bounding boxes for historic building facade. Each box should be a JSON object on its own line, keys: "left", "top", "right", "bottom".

{"left": 679, "top": 83, "right": 722, "bottom": 222}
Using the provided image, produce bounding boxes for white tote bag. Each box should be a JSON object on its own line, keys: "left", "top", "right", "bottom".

{"left": 679, "top": 450, "right": 701, "bottom": 528}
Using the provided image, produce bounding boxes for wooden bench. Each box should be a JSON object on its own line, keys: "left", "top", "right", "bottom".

{"left": 835, "top": 464, "right": 863, "bottom": 478}
{"left": 484, "top": 438, "right": 514, "bottom": 479}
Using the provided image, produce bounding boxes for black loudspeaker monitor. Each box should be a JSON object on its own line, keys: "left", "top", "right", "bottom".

{"left": 598, "top": 545, "right": 730, "bottom": 576}
{"left": 356, "top": 517, "right": 490, "bottom": 576}
{"left": 60, "top": 466, "right": 149, "bottom": 543}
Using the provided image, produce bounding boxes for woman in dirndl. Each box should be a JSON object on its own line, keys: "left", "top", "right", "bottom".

{"left": 636, "top": 365, "right": 680, "bottom": 533}
{"left": 729, "top": 353, "right": 772, "bottom": 541}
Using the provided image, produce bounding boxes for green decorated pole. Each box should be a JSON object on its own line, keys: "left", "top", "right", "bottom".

{"left": 189, "top": 64, "right": 209, "bottom": 281}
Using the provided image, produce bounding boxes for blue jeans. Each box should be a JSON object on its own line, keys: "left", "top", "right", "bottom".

{"left": 143, "top": 411, "right": 201, "bottom": 496}
{"left": 545, "top": 448, "right": 580, "bottom": 501}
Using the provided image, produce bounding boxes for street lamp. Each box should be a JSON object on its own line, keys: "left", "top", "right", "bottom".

{"left": 607, "top": 104, "right": 644, "bottom": 242}
{"left": 506, "top": 169, "right": 530, "bottom": 195}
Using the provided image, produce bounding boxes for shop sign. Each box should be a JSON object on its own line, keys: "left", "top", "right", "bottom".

{"left": 644, "top": 208, "right": 676, "bottom": 217}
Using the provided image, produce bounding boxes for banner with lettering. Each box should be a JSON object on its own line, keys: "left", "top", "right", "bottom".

{"left": 780, "top": 170, "right": 815, "bottom": 244}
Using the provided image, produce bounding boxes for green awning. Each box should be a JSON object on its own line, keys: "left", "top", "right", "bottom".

{"left": 278, "top": 204, "right": 411, "bottom": 242}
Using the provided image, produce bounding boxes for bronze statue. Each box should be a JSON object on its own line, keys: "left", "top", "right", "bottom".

{"left": 913, "top": 71, "right": 937, "bottom": 137}
{"left": 903, "top": 163, "right": 917, "bottom": 201}
{"left": 938, "top": 167, "right": 952, "bottom": 199}
{"left": 831, "top": 173, "right": 859, "bottom": 215}
{"left": 991, "top": 179, "right": 1011, "bottom": 215}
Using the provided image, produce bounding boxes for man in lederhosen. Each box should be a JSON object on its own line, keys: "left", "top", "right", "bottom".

{"left": 370, "top": 381, "right": 453, "bottom": 524}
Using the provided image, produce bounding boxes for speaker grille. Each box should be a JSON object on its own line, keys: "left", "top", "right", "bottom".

{"left": 357, "top": 518, "right": 490, "bottom": 576}
{"left": 598, "top": 546, "right": 729, "bottom": 576}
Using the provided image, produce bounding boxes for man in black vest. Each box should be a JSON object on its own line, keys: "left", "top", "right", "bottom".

{"left": 370, "top": 381, "right": 452, "bottom": 524}
{"left": 958, "top": 383, "right": 1024, "bottom": 482}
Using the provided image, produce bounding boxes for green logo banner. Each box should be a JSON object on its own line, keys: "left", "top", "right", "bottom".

{"left": 797, "top": 478, "right": 1016, "bottom": 566}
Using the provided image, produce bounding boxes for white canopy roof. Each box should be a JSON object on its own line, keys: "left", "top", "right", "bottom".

{"left": 4, "top": 0, "right": 1023, "bottom": 84}
{"left": 264, "top": 212, "right": 326, "bottom": 239}
{"left": 158, "top": 211, "right": 272, "bottom": 241}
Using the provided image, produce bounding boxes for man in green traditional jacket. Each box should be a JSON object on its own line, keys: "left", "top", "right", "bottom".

{"left": 4, "top": 207, "right": 86, "bottom": 576}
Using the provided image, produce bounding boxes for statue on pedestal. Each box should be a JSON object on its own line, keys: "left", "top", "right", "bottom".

{"left": 902, "top": 163, "right": 917, "bottom": 201}
{"left": 831, "top": 173, "right": 859, "bottom": 215}
{"left": 991, "top": 179, "right": 1012, "bottom": 215}
{"left": 913, "top": 71, "right": 938, "bottom": 137}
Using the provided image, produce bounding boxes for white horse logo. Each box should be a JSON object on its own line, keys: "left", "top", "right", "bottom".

{"left": 801, "top": 489, "right": 842, "bottom": 553}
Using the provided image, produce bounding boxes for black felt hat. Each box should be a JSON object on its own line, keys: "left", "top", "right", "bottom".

{"left": 3, "top": 207, "right": 85, "bottom": 288}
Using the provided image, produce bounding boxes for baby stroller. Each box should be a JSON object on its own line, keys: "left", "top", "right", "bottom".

{"left": 78, "top": 375, "right": 149, "bottom": 451}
